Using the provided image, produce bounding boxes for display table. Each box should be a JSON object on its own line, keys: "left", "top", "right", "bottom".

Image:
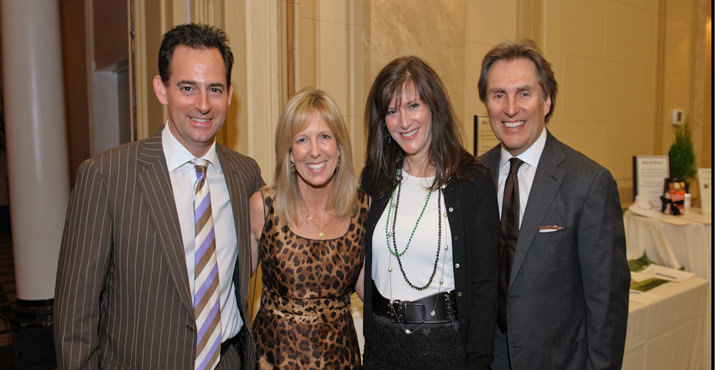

{"left": 624, "top": 209, "right": 711, "bottom": 278}
{"left": 623, "top": 209, "right": 711, "bottom": 370}
{"left": 623, "top": 277, "right": 708, "bottom": 370}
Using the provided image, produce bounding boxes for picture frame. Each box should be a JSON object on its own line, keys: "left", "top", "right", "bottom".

{"left": 473, "top": 115, "right": 499, "bottom": 156}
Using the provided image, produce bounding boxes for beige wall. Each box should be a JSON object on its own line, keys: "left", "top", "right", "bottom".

{"left": 367, "top": 0, "right": 467, "bottom": 140}
{"left": 290, "top": 0, "right": 369, "bottom": 175}
{"left": 526, "top": 0, "right": 663, "bottom": 201}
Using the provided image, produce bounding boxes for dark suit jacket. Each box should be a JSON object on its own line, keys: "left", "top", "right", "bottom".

{"left": 360, "top": 160, "right": 500, "bottom": 369}
{"left": 54, "top": 130, "right": 264, "bottom": 370}
{"left": 479, "top": 131, "right": 630, "bottom": 370}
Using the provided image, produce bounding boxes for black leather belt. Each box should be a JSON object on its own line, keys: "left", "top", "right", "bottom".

{"left": 372, "top": 283, "right": 457, "bottom": 324}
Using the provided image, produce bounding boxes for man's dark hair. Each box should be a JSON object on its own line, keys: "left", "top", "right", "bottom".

{"left": 477, "top": 39, "right": 558, "bottom": 123}
{"left": 157, "top": 23, "right": 234, "bottom": 85}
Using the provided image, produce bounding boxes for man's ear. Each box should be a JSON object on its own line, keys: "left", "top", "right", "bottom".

{"left": 153, "top": 75, "right": 168, "bottom": 105}
{"left": 543, "top": 94, "right": 552, "bottom": 118}
{"left": 227, "top": 83, "right": 234, "bottom": 106}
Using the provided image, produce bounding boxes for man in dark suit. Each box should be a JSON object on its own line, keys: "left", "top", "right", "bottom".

{"left": 477, "top": 40, "right": 630, "bottom": 370}
{"left": 53, "top": 24, "right": 263, "bottom": 370}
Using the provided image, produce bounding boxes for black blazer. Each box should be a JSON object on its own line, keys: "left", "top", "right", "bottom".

{"left": 360, "top": 159, "right": 500, "bottom": 369}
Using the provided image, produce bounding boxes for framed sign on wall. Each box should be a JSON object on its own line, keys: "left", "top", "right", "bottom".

{"left": 473, "top": 115, "right": 499, "bottom": 156}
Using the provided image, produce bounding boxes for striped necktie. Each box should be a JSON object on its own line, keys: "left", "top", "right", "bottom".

{"left": 192, "top": 159, "right": 222, "bottom": 370}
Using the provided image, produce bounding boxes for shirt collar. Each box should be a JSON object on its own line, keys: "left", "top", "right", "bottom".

{"left": 499, "top": 126, "right": 547, "bottom": 169}
{"left": 162, "top": 123, "right": 219, "bottom": 172}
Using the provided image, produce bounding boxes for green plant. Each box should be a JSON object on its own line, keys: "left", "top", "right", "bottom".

{"left": 668, "top": 118, "right": 697, "bottom": 182}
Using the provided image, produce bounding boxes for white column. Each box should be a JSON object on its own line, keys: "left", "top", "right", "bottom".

{"left": 1, "top": 0, "right": 69, "bottom": 300}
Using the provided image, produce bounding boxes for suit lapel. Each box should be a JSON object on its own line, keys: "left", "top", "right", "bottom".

{"left": 480, "top": 145, "right": 501, "bottom": 186}
{"left": 216, "top": 146, "right": 250, "bottom": 312}
{"left": 136, "top": 133, "right": 194, "bottom": 314}
{"left": 216, "top": 145, "right": 241, "bottom": 250}
{"left": 510, "top": 131, "right": 566, "bottom": 285}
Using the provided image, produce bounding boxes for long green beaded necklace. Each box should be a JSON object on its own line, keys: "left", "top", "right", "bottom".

{"left": 385, "top": 169, "right": 444, "bottom": 291}
{"left": 385, "top": 169, "right": 436, "bottom": 257}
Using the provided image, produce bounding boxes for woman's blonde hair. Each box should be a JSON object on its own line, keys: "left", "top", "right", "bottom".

{"left": 272, "top": 88, "right": 359, "bottom": 226}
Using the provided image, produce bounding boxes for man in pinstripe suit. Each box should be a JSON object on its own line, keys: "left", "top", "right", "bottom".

{"left": 54, "top": 24, "right": 263, "bottom": 370}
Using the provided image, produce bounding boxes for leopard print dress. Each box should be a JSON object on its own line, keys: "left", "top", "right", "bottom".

{"left": 253, "top": 188, "right": 367, "bottom": 370}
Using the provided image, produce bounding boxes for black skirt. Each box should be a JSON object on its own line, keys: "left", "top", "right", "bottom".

{"left": 362, "top": 314, "right": 467, "bottom": 370}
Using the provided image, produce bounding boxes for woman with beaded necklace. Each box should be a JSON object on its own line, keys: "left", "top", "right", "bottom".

{"left": 360, "top": 56, "right": 500, "bottom": 369}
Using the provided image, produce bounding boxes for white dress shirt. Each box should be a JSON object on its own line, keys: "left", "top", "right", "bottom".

{"left": 162, "top": 124, "right": 242, "bottom": 341}
{"left": 497, "top": 127, "right": 548, "bottom": 227}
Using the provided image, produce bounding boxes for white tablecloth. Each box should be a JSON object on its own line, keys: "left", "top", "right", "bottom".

{"left": 624, "top": 209, "right": 711, "bottom": 370}
{"left": 623, "top": 277, "right": 708, "bottom": 370}
{"left": 624, "top": 209, "right": 711, "bottom": 279}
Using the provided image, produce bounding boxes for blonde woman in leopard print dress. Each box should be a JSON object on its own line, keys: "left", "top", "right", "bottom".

{"left": 249, "top": 89, "right": 368, "bottom": 369}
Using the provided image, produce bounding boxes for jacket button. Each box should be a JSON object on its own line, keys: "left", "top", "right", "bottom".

{"left": 453, "top": 235, "right": 459, "bottom": 241}
{"left": 448, "top": 207, "right": 454, "bottom": 212}
{"left": 455, "top": 263, "right": 460, "bottom": 269}
{"left": 456, "top": 291, "right": 462, "bottom": 297}
{"left": 186, "top": 325, "right": 194, "bottom": 331}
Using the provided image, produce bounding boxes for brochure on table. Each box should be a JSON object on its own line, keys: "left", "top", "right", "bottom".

{"left": 628, "top": 254, "right": 694, "bottom": 303}
{"left": 630, "top": 264, "right": 694, "bottom": 283}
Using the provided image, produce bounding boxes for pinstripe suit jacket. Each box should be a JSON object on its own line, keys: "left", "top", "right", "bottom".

{"left": 54, "top": 130, "right": 264, "bottom": 370}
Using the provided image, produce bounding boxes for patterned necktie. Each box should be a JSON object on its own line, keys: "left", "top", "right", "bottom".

{"left": 192, "top": 159, "right": 222, "bottom": 370}
{"left": 497, "top": 157, "right": 524, "bottom": 332}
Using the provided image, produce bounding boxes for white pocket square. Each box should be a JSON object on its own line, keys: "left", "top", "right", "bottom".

{"left": 538, "top": 225, "right": 565, "bottom": 233}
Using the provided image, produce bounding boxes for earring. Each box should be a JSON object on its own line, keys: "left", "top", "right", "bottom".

{"left": 386, "top": 135, "right": 392, "bottom": 144}
{"left": 289, "top": 161, "right": 296, "bottom": 174}
{"left": 335, "top": 156, "right": 341, "bottom": 172}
